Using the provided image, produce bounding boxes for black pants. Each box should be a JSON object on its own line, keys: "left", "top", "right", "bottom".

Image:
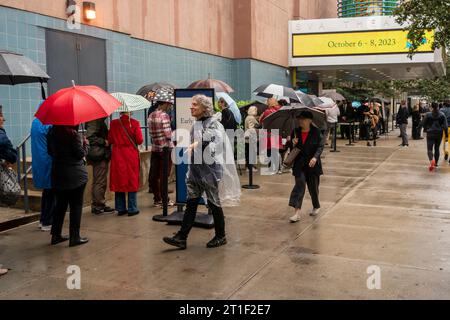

{"left": 412, "top": 121, "right": 421, "bottom": 139}
{"left": 179, "top": 198, "right": 225, "bottom": 239}
{"left": 427, "top": 134, "right": 443, "bottom": 163}
{"left": 289, "top": 172, "right": 320, "bottom": 210}
{"left": 51, "top": 184, "right": 86, "bottom": 237}
{"left": 40, "top": 189, "right": 56, "bottom": 226}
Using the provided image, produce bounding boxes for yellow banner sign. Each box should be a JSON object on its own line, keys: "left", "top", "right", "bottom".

{"left": 292, "top": 30, "right": 434, "bottom": 57}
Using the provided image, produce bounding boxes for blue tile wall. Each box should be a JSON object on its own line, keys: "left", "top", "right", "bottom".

{"left": 0, "top": 5, "right": 290, "bottom": 146}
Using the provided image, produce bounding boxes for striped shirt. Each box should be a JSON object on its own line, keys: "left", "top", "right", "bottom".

{"left": 148, "top": 110, "right": 173, "bottom": 152}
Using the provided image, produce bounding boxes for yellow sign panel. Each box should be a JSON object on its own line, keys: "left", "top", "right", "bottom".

{"left": 292, "top": 30, "right": 434, "bottom": 57}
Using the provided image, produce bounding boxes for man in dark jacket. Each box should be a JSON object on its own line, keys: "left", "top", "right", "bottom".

{"left": 288, "top": 111, "right": 324, "bottom": 223}
{"left": 218, "top": 98, "right": 237, "bottom": 131}
{"left": 396, "top": 101, "right": 410, "bottom": 147}
{"left": 85, "top": 118, "right": 114, "bottom": 215}
{"left": 0, "top": 105, "right": 18, "bottom": 165}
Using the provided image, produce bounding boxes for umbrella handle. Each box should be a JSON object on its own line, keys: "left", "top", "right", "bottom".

{"left": 72, "top": 80, "right": 76, "bottom": 87}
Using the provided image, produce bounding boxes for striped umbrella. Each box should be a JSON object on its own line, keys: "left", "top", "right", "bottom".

{"left": 253, "top": 84, "right": 299, "bottom": 102}
{"left": 112, "top": 92, "right": 151, "bottom": 113}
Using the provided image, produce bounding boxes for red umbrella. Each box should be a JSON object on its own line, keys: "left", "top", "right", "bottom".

{"left": 188, "top": 76, "right": 234, "bottom": 93}
{"left": 35, "top": 84, "right": 121, "bottom": 125}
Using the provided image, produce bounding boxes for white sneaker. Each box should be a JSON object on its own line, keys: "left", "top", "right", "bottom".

{"left": 309, "top": 208, "right": 321, "bottom": 217}
{"left": 40, "top": 225, "right": 52, "bottom": 232}
{"left": 290, "top": 214, "right": 301, "bottom": 223}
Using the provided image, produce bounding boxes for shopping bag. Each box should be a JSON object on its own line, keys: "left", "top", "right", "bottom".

{"left": 283, "top": 147, "right": 301, "bottom": 169}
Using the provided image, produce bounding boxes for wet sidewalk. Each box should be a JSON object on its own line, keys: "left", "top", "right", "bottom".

{"left": 1, "top": 130, "right": 450, "bottom": 300}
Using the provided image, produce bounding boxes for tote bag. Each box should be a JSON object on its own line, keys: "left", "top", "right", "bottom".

{"left": 0, "top": 165, "right": 21, "bottom": 206}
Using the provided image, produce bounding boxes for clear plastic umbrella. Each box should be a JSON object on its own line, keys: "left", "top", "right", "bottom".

{"left": 216, "top": 92, "right": 242, "bottom": 124}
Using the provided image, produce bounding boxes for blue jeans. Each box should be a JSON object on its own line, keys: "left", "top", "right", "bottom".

{"left": 115, "top": 192, "right": 138, "bottom": 213}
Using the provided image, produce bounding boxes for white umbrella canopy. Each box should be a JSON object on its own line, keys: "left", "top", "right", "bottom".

{"left": 316, "top": 97, "right": 337, "bottom": 109}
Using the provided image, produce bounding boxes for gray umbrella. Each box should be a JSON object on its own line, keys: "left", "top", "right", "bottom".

{"left": 0, "top": 51, "right": 50, "bottom": 99}
{"left": 262, "top": 104, "right": 326, "bottom": 138}
{"left": 323, "top": 92, "right": 346, "bottom": 101}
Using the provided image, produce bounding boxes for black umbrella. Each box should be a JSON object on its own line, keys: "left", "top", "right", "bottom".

{"left": 254, "top": 84, "right": 299, "bottom": 102}
{"left": 0, "top": 51, "right": 50, "bottom": 99}
{"left": 239, "top": 101, "right": 268, "bottom": 116}
{"left": 136, "top": 82, "right": 177, "bottom": 100}
{"left": 262, "top": 105, "right": 326, "bottom": 138}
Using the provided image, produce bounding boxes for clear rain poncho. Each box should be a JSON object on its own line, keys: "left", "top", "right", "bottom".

{"left": 187, "top": 116, "right": 241, "bottom": 208}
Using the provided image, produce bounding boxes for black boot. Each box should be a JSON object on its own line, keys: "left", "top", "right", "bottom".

{"left": 69, "top": 228, "right": 89, "bottom": 248}
{"left": 51, "top": 235, "right": 69, "bottom": 246}
{"left": 163, "top": 232, "right": 187, "bottom": 250}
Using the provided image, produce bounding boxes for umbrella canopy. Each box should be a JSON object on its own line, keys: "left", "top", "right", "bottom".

{"left": 315, "top": 97, "right": 337, "bottom": 109}
{"left": 294, "top": 91, "right": 318, "bottom": 107}
{"left": 154, "top": 87, "right": 175, "bottom": 105}
{"left": 239, "top": 101, "right": 268, "bottom": 116}
{"left": 216, "top": 92, "right": 241, "bottom": 124}
{"left": 35, "top": 84, "right": 121, "bottom": 126}
{"left": 262, "top": 105, "right": 326, "bottom": 138}
{"left": 136, "top": 82, "right": 177, "bottom": 100}
{"left": 112, "top": 92, "right": 152, "bottom": 113}
{"left": 254, "top": 84, "right": 299, "bottom": 102}
{"left": 188, "top": 78, "right": 234, "bottom": 93}
{"left": 352, "top": 101, "right": 362, "bottom": 108}
{"left": 322, "top": 92, "right": 346, "bottom": 101}
{"left": 0, "top": 51, "right": 49, "bottom": 85}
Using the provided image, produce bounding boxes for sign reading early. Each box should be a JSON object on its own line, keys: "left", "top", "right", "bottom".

{"left": 292, "top": 30, "right": 434, "bottom": 57}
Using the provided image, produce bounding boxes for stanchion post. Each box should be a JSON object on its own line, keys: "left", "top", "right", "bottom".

{"left": 330, "top": 122, "right": 340, "bottom": 153}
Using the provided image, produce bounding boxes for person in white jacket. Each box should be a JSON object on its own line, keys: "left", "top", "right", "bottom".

{"left": 325, "top": 104, "right": 341, "bottom": 148}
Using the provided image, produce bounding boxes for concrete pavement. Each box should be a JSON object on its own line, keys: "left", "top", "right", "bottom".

{"left": 1, "top": 130, "right": 450, "bottom": 300}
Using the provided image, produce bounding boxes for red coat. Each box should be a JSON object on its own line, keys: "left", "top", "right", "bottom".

{"left": 260, "top": 105, "right": 282, "bottom": 150}
{"left": 108, "top": 115, "right": 144, "bottom": 192}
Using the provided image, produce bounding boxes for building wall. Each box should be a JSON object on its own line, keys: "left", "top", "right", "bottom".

{"left": 0, "top": 5, "right": 290, "bottom": 145}
{"left": 0, "top": 0, "right": 337, "bottom": 67}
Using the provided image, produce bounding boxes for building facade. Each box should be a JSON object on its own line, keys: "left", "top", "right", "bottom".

{"left": 0, "top": 0, "right": 336, "bottom": 145}
{"left": 338, "top": 0, "right": 399, "bottom": 18}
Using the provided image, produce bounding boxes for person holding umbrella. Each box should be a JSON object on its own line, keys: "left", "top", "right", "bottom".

{"left": 260, "top": 97, "right": 282, "bottom": 174}
{"left": 108, "top": 111, "right": 144, "bottom": 216}
{"left": 148, "top": 88, "right": 175, "bottom": 208}
{"left": 35, "top": 83, "right": 122, "bottom": 247}
{"left": 288, "top": 110, "right": 324, "bottom": 223}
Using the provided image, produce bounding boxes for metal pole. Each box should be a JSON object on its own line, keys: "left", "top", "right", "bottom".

{"left": 162, "top": 147, "right": 169, "bottom": 217}
{"left": 330, "top": 122, "right": 340, "bottom": 153}
{"left": 22, "top": 144, "right": 29, "bottom": 213}
{"left": 144, "top": 109, "right": 149, "bottom": 151}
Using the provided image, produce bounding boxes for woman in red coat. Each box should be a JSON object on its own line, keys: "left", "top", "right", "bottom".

{"left": 109, "top": 112, "right": 144, "bottom": 216}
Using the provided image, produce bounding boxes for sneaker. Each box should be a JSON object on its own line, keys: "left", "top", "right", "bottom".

{"left": 92, "top": 208, "right": 104, "bottom": 215}
{"left": 429, "top": 160, "right": 436, "bottom": 172}
{"left": 290, "top": 214, "right": 301, "bottom": 223}
{"left": 118, "top": 211, "right": 128, "bottom": 216}
{"left": 206, "top": 236, "right": 227, "bottom": 248}
{"left": 128, "top": 211, "right": 140, "bottom": 217}
{"left": 163, "top": 233, "right": 187, "bottom": 250}
{"left": 103, "top": 207, "right": 115, "bottom": 213}
{"left": 0, "top": 268, "right": 8, "bottom": 276}
{"left": 40, "top": 225, "right": 52, "bottom": 232}
{"left": 153, "top": 201, "right": 163, "bottom": 208}
{"left": 309, "top": 208, "right": 321, "bottom": 217}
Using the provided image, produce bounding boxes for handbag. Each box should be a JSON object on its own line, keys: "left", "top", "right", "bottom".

{"left": 0, "top": 165, "right": 22, "bottom": 206}
{"left": 283, "top": 147, "right": 301, "bottom": 169}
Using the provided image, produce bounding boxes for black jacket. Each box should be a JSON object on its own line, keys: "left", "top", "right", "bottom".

{"left": 85, "top": 118, "right": 110, "bottom": 163}
{"left": 396, "top": 106, "right": 409, "bottom": 125}
{"left": 423, "top": 111, "right": 449, "bottom": 139}
{"left": 338, "top": 104, "right": 355, "bottom": 122}
{"left": 47, "top": 126, "right": 89, "bottom": 190}
{"left": 290, "top": 126, "right": 324, "bottom": 177}
{"left": 221, "top": 108, "right": 237, "bottom": 131}
{"left": 0, "top": 128, "right": 17, "bottom": 164}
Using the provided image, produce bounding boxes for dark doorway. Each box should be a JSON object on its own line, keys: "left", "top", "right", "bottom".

{"left": 45, "top": 29, "right": 107, "bottom": 95}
